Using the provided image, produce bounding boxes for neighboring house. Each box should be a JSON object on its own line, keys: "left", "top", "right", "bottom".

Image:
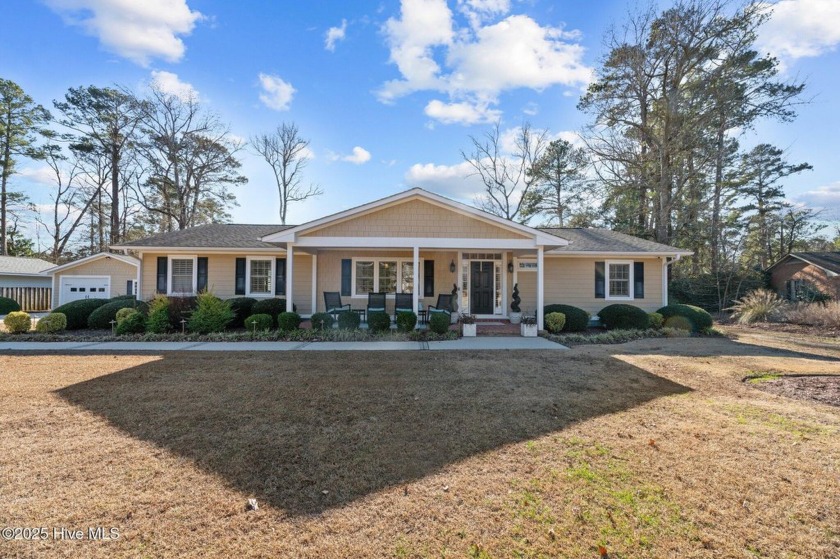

{"left": 46, "top": 252, "right": 140, "bottom": 308}
{"left": 111, "top": 188, "right": 692, "bottom": 329}
{"left": 767, "top": 252, "right": 840, "bottom": 300}
{"left": 0, "top": 256, "right": 54, "bottom": 311}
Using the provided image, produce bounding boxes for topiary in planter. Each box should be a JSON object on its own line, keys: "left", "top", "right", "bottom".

{"left": 511, "top": 283, "right": 521, "bottom": 313}
{"left": 543, "top": 304, "right": 589, "bottom": 332}
{"left": 656, "top": 304, "right": 713, "bottom": 332}
{"left": 277, "top": 311, "right": 302, "bottom": 331}
{"left": 252, "top": 298, "right": 287, "bottom": 321}
{"left": 4, "top": 311, "right": 31, "bottom": 333}
{"left": 545, "top": 312, "right": 566, "bottom": 334}
{"left": 244, "top": 313, "right": 273, "bottom": 331}
{"left": 36, "top": 312, "right": 67, "bottom": 333}
{"left": 145, "top": 295, "right": 170, "bottom": 333}
{"left": 0, "top": 296, "right": 21, "bottom": 315}
{"left": 648, "top": 312, "right": 664, "bottom": 329}
{"left": 337, "top": 311, "right": 360, "bottom": 330}
{"left": 187, "top": 292, "right": 234, "bottom": 334}
{"left": 598, "top": 303, "right": 650, "bottom": 330}
{"left": 396, "top": 311, "right": 417, "bottom": 332}
{"left": 87, "top": 298, "right": 148, "bottom": 330}
{"left": 367, "top": 311, "right": 391, "bottom": 333}
{"left": 429, "top": 311, "right": 450, "bottom": 334}
{"left": 227, "top": 297, "right": 257, "bottom": 328}
{"left": 116, "top": 310, "right": 146, "bottom": 335}
{"left": 309, "top": 312, "right": 334, "bottom": 330}
{"left": 53, "top": 298, "right": 110, "bottom": 330}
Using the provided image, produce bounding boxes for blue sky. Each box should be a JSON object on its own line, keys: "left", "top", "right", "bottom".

{"left": 3, "top": 0, "right": 840, "bottom": 234}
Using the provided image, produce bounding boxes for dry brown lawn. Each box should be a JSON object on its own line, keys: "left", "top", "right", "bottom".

{"left": 1, "top": 331, "right": 838, "bottom": 558}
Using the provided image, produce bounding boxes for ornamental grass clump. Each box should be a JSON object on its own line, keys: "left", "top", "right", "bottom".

{"left": 727, "top": 288, "right": 787, "bottom": 324}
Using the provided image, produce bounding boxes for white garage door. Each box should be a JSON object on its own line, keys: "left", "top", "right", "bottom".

{"left": 60, "top": 276, "right": 110, "bottom": 305}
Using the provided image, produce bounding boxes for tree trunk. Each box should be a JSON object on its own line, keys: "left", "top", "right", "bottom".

{"left": 110, "top": 144, "right": 120, "bottom": 244}
{"left": 0, "top": 110, "right": 11, "bottom": 256}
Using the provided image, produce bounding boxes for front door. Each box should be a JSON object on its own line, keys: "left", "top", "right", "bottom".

{"left": 470, "top": 261, "right": 494, "bottom": 314}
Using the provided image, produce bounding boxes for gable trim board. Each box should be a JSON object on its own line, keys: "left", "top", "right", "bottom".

{"left": 47, "top": 252, "right": 140, "bottom": 309}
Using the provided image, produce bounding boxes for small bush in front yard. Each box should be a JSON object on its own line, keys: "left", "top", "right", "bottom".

{"left": 146, "top": 295, "right": 170, "bottom": 333}
{"left": 543, "top": 304, "right": 589, "bottom": 332}
{"left": 36, "top": 312, "right": 67, "bottom": 333}
{"left": 309, "top": 312, "right": 334, "bottom": 330}
{"left": 167, "top": 296, "right": 197, "bottom": 331}
{"left": 727, "top": 288, "right": 787, "bottom": 324}
{"left": 545, "top": 312, "right": 566, "bottom": 333}
{"left": 116, "top": 310, "right": 146, "bottom": 335}
{"left": 598, "top": 303, "right": 650, "bottom": 330}
{"left": 657, "top": 304, "right": 713, "bottom": 332}
{"left": 396, "top": 311, "right": 417, "bottom": 332}
{"left": 0, "top": 296, "right": 21, "bottom": 314}
{"left": 115, "top": 307, "right": 137, "bottom": 324}
{"left": 648, "top": 312, "right": 664, "bottom": 329}
{"left": 227, "top": 297, "right": 258, "bottom": 328}
{"left": 252, "top": 298, "right": 287, "bottom": 321}
{"left": 87, "top": 298, "right": 148, "bottom": 330}
{"left": 53, "top": 298, "right": 109, "bottom": 330}
{"left": 244, "top": 313, "right": 273, "bottom": 331}
{"left": 429, "top": 312, "right": 450, "bottom": 334}
{"left": 277, "top": 311, "right": 302, "bottom": 331}
{"left": 188, "top": 292, "right": 234, "bottom": 334}
{"left": 4, "top": 311, "right": 31, "bottom": 333}
{"left": 783, "top": 301, "right": 840, "bottom": 328}
{"left": 368, "top": 311, "right": 391, "bottom": 333}
{"left": 337, "top": 311, "right": 360, "bottom": 330}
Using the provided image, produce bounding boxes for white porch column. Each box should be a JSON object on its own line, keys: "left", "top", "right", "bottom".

{"left": 537, "top": 246, "right": 544, "bottom": 330}
{"left": 311, "top": 253, "right": 318, "bottom": 315}
{"left": 285, "top": 244, "right": 294, "bottom": 310}
{"left": 413, "top": 246, "right": 420, "bottom": 315}
{"left": 662, "top": 257, "right": 669, "bottom": 307}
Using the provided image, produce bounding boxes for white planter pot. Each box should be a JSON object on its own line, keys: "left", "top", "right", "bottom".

{"left": 509, "top": 312, "right": 522, "bottom": 325}
{"left": 462, "top": 323, "right": 477, "bottom": 337}
{"left": 520, "top": 323, "right": 538, "bottom": 337}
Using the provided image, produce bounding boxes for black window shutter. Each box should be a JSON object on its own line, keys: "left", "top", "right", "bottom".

{"left": 634, "top": 262, "right": 644, "bottom": 299}
{"left": 423, "top": 260, "right": 435, "bottom": 296}
{"left": 197, "top": 257, "right": 209, "bottom": 292}
{"left": 156, "top": 257, "right": 168, "bottom": 294}
{"left": 126, "top": 280, "right": 134, "bottom": 296}
{"left": 341, "top": 259, "right": 352, "bottom": 296}
{"left": 235, "top": 258, "right": 246, "bottom": 295}
{"left": 275, "top": 258, "right": 286, "bottom": 296}
{"left": 595, "top": 261, "right": 605, "bottom": 298}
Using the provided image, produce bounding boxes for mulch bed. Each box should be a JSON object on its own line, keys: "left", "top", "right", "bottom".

{"left": 750, "top": 375, "right": 840, "bottom": 408}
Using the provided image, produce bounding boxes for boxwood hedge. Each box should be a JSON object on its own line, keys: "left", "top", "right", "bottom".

{"left": 656, "top": 304, "right": 713, "bottom": 332}
{"left": 53, "top": 298, "right": 110, "bottom": 330}
{"left": 543, "top": 304, "right": 590, "bottom": 332}
{"left": 598, "top": 303, "right": 650, "bottom": 330}
{"left": 0, "top": 296, "right": 21, "bottom": 315}
{"left": 87, "top": 298, "right": 148, "bottom": 330}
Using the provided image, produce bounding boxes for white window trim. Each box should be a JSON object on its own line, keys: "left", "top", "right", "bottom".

{"left": 350, "top": 257, "right": 423, "bottom": 298}
{"left": 167, "top": 255, "right": 198, "bottom": 296}
{"left": 605, "top": 260, "right": 634, "bottom": 300}
{"left": 245, "top": 255, "right": 276, "bottom": 298}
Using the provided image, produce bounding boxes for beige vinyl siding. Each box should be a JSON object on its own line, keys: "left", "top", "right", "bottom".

{"left": 514, "top": 269, "right": 538, "bottom": 315}
{"left": 292, "top": 253, "right": 312, "bottom": 315}
{"left": 304, "top": 199, "right": 529, "bottom": 240}
{"left": 53, "top": 258, "right": 138, "bottom": 308}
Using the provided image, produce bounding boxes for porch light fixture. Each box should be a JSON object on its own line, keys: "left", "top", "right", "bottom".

{"left": 507, "top": 261, "right": 514, "bottom": 273}
{"left": 449, "top": 259, "right": 456, "bottom": 273}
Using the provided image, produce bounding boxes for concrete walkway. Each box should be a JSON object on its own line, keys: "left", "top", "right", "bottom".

{"left": 0, "top": 336, "right": 567, "bottom": 352}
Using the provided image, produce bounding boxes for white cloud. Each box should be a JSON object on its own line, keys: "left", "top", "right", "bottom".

{"left": 795, "top": 181, "right": 840, "bottom": 218}
{"left": 325, "top": 19, "right": 347, "bottom": 51}
{"left": 756, "top": 0, "right": 840, "bottom": 64}
{"left": 522, "top": 102, "right": 538, "bottom": 116}
{"left": 404, "top": 160, "right": 485, "bottom": 199}
{"left": 378, "top": 0, "right": 592, "bottom": 123}
{"left": 258, "top": 73, "right": 296, "bottom": 111}
{"left": 150, "top": 70, "right": 198, "bottom": 101}
{"left": 18, "top": 166, "right": 56, "bottom": 186}
{"left": 424, "top": 99, "right": 500, "bottom": 125}
{"left": 331, "top": 146, "right": 371, "bottom": 164}
{"left": 45, "top": 0, "right": 202, "bottom": 66}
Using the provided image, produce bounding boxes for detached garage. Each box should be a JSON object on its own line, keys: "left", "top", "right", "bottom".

{"left": 47, "top": 252, "right": 140, "bottom": 308}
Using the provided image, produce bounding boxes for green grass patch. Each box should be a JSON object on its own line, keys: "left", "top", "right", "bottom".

{"left": 723, "top": 403, "right": 835, "bottom": 438}
{"left": 745, "top": 372, "right": 782, "bottom": 384}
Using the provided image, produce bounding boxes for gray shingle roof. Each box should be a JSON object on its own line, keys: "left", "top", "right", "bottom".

{"left": 786, "top": 252, "right": 840, "bottom": 274}
{"left": 0, "top": 256, "right": 54, "bottom": 275}
{"left": 116, "top": 224, "right": 292, "bottom": 249}
{"left": 539, "top": 227, "right": 691, "bottom": 253}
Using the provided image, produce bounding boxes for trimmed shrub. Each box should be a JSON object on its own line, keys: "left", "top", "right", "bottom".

{"left": 146, "top": 295, "right": 171, "bottom": 334}
{"left": 337, "top": 311, "right": 360, "bottom": 330}
{"left": 188, "top": 292, "right": 234, "bottom": 334}
{"left": 0, "top": 296, "right": 21, "bottom": 314}
{"left": 656, "top": 304, "right": 713, "bottom": 332}
{"left": 36, "top": 312, "right": 67, "bottom": 333}
{"left": 167, "top": 296, "right": 197, "bottom": 331}
{"left": 4, "top": 311, "right": 31, "bottom": 333}
{"left": 727, "top": 288, "right": 787, "bottom": 324}
{"left": 116, "top": 310, "right": 146, "bottom": 335}
{"left": 310, "top": 312, "right": 334, "bottom": 330}
{"left": 227, "top": 297, "right": 257, "bottom": 328}
{"left": 244, "top": 313, "right": 273, "bottom": 331}
{"left": 367, "top": 311, "right": 392, "bottom": 333}
{"left": 87, "top": 298, "right": 148, "bottom": 330}
{"left": 115, "top": 307, "right": 137, "bottom": 323}
{"left": 53, "top": 298, "right": 109, "bottom": 330}
{"left": 252, "top": 298, "right": 287, "bottom": 321}
{"left": 543, "top": 304, "right": 590, "bottom": 332}
{"left": 429, "top": 311, "right": 450, "bottom": 334}
{"left": 396, "top": 311, "right": 417, "bottom": 332}
{"left": 598, "top": 303, "right": 650, "bottom": 330}
{"left": 545, "top": 312, "right": 566, "bottom": 334}
{"left": 277, "top": 311, "right": 302, "bottom": 331}
{"left": 648, "top": 312, "right": 664, "bottom": 329}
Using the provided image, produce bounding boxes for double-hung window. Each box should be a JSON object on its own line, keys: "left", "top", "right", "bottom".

{"left": 247, "top": 258, "right": 273, "bottom": 296}
{"left": 169, "top": 257, "right": 196, "bottom": 295}
{"left": 606, "top": 261, "right": 632, "bottom": 299}
{"left": 353, "top": 258, "right": 419, "bottom": 296}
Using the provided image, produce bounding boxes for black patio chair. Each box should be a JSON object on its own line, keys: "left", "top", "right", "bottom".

{"left": 324, "top": 291, "right": 351, "bottom": 320}
{"left": 428, "top": 293, "right": 452, "bottom": 319}
{"left": 367, "top": 292, "right": 387, "bottom": 318}
{"left": 394, "top": 292, "right": 413, "bottom": 320}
